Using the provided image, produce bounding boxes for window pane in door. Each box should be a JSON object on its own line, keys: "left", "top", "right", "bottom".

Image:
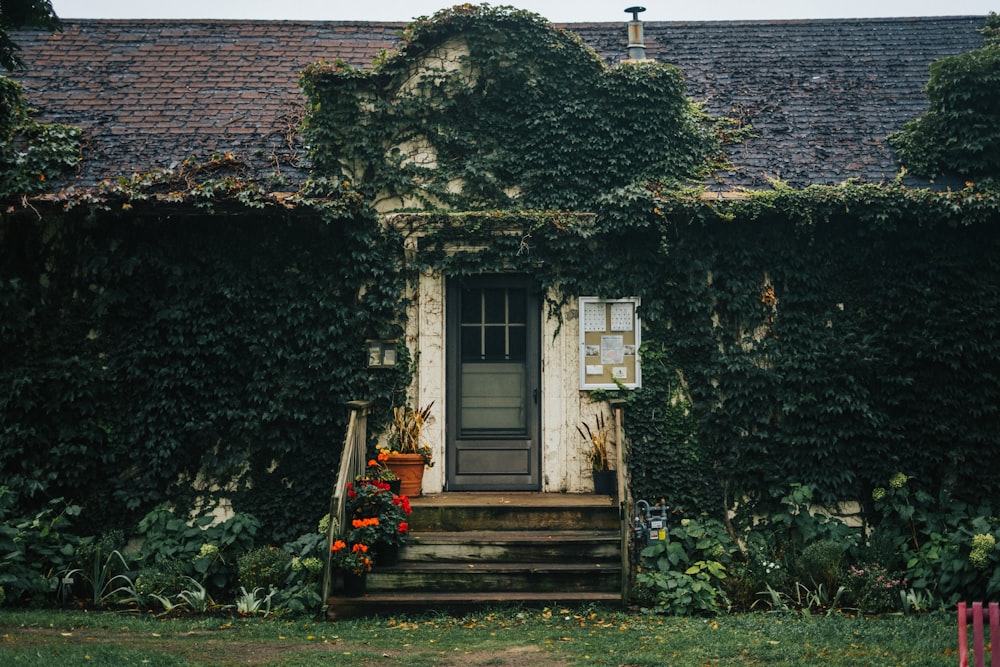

{"left": 461, "top": 289, "right": 480, "bottom": 324}
{"left": 508, "top": 289, "right": 526, "bottom": 324}
{"left": 508, "top": 325, "right": 525, "bottom": 361}
{"left": 460, "top": 363, "right": 526, "bottom": 431}
{"left": 461, "top": 326, "right": 481, "bottom": 361}
{"left": 484, "top": 326, "right": 505, "bottom": 359}
{"left": 483, "top": 288, "right": 506, "bottom": 324}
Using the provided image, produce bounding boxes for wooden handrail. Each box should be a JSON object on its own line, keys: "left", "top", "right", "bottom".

{"left": 322, "top": 400, "right": 374, "bottom": 602}
{"left": 610, "top": 399, "right": 629, "bottom": 606}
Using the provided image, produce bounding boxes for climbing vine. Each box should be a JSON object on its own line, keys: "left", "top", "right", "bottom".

{"left": 2, "top": 6, "right": 1000, "bottom": 544}
{"left": 301, "top": 5, "right": 729, "bottom": 213}
{"left": 889, "top": 12, "right": 1000, "bottom": 185}
{"left": 0, "top": 76, "right": 80, "bottom": 199}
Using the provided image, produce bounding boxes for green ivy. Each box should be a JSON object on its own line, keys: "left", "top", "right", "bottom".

{"left": 3, "top": 6, "right": 1000, "bottom": 550}
{"left": 889, "top": 13, "right": 1000, "bottom": 184}
{"left": 0, "top": 76, "right": 80, "bottom": 198}
{"left": 301, "top": 5, "right": 725, "bottom": 212}
{"left": 0, "top": 197, "right": 411, "bottom": 543}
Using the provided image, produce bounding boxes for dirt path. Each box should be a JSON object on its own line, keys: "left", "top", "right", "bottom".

{"left": 3, "top": 625, "right": 570, "bottom": 666}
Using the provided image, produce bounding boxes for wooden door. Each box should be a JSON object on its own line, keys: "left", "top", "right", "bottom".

{"left": 446, "top": 275, "right": 540, "bottom": 490}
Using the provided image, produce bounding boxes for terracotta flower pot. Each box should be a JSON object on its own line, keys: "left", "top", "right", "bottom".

{"left": 386, "top": 453, "right": 426, "bottom": 497}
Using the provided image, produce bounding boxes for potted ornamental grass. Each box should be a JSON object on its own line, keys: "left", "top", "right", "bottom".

{"left": 577, "top": 412, "right": 616, "bottom": 496}
{"left": 381, "top": 402, "right": 434, "bottom": 497}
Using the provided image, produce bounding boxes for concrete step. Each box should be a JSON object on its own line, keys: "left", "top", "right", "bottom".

{"left": 403, "top": 529, "right": 620, "bottom": 562}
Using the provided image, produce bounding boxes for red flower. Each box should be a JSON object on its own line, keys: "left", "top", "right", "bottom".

{"left": 398, "top": 522, "right": 409, "bottom": 534}
{"left": 394, "top": 495, "right": 412, "bottom": 514}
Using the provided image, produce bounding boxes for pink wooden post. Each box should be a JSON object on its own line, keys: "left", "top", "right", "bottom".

{"left": 960, "top": 601, "right": 969, "bottom": 667}
{"left": 958, "top": 602, "right": 1000, "bottom": 667}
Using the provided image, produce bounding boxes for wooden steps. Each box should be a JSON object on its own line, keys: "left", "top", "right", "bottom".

{"left": 326, "top": 493, "right": 623, "bottom": 618}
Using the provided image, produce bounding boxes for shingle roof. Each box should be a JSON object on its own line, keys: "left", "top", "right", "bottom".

{"left": 8, "top": 16, "right": 986, "bottom": 192}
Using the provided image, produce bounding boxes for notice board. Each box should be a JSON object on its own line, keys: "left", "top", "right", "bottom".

{"left": 579, "top": 297, "right": 641, "bottom": 390}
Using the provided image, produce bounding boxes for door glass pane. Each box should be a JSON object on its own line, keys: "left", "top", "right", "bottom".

{"left": 508, "top": 289, "right": 526, "bottom": 324}
{"left": 461, "top": 288, "right": 480, "bottom": 324}
{"left": 483, "top": 288, "right": 506, "bottom": 323}
{"left": 508, "top": 325, "right": 525, "bottom": 361}
{"left": 461, "top": 363, "right": 526, "bottom": 431}
{"left": 483, "top": 327, "right": 505, "bottom": 359}
{"left": 461, "top": 326, "right": 481, "bottom": 361}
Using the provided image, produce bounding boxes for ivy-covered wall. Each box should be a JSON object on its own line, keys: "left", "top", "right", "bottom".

{"left": 2, "top": 6, "right": 999, "bottom": 543}
{"left": 300, "top": 5, "right": 730, "bottom": 213}
{"left": 398, "top": 184, "right": 1000, "bottom": 514}
{"left": 0, "top": 195, "right": 410, "bottom": 542}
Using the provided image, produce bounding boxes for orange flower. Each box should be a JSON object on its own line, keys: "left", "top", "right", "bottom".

{"left": 368, "top": 459, "right": 378, "bottom": 467}
{"left": 331, "top": 540, "right": 347, "bottom": 552}
{"left": 352, "top": 543, "right": 369, "bottom": 554}
{"left": 377, "top": 451, "right": 390, "bottom": 462}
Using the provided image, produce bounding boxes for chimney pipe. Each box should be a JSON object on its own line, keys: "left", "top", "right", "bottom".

{"left": 625, "top": 6, "right": 648, "bottom": 61}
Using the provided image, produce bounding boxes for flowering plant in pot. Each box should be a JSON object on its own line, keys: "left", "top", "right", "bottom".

{"left": 329, "top": 540, "right": 373, "bottom": 576}
{"left": 345, "top": 480, "right": 412, "bottom": 560}
{"left": 365, "top": 450, "right": 400, "bottom": 484}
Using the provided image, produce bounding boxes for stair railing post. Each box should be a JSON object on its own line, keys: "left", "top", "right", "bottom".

{"left": 322, "top": 399, "right": 374, "bottom": 604}
{"left": 610, "top": 398, "right": 629, "bottom": 606}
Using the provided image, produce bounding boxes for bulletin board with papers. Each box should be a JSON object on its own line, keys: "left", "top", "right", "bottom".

{"left": 579, "top": 297, "right": 641, "bottom": 390}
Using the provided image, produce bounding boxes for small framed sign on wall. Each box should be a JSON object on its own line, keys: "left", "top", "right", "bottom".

{"left": 579, "top": 297, "right": 641, "bottom": 390}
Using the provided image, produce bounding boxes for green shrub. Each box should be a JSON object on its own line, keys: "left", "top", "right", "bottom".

{"left": 796, "top": 539, "right": 845, "bottom": 591}
{"left": 133, "top": 566, "right": 186, "bottom": 605}
{"left": 135, "top": 504, "right": 259, "bottom": 595}
{"left": 0, "top": 487, "right": 81, "bottom": 605}
{"left": 635, "top": 514, "right": 734, "bottom": 615}
{"left": 844, "top": 562, "right": 906, "bottom": 613}
{"left": 237, "top": 546, "right": 292, "bottom": 592}
{"left": 871, "top": 473, "right": 1000, "bottom": 606}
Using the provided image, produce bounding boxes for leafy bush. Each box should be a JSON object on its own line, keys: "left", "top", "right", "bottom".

{"left": 844, "top": 563, "right": 906, "bottom": 613}
{"left": 796, "top": 539, "right": 845, "bottom": 592}
{"left": 636, "top": 514, "right": 734, "bottom": 615}
{"left": 0, "top": 487, "right": 81, "bottom": 605}
{"left": 889, "top": 14, "right": 1000, "bottom": 183}
{"left": 237, "top": 546, "right": 292, "bottom": 592}
{"left": 871, "top": 474, "right": 1000, "bottom": 606}
{"left": 133, "top": 566, "right": 187, "bottom": 609}
{"left": 134, "top": 504, "right": 259, "bottom": 595}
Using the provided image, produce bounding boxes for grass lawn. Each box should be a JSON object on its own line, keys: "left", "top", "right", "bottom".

{"left": 0, "top": 606, "right": 959, "bottom": 666}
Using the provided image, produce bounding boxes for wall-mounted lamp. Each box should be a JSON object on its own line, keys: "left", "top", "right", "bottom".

{"left": 366, "top": 339, "right": 398, "bottom": 367}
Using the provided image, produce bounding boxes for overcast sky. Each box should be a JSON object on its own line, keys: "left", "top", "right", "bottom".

{"left": 54, "top": 1, "right": 998, "bottom": 23}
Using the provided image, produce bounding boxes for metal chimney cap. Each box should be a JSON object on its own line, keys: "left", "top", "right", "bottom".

{"left": 625, "top": 6, "right": 646, "bottom": 21}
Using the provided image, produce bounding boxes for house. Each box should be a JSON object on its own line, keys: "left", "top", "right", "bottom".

{"left": 4, "top": 9, "right": 991, "bottom": 502}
